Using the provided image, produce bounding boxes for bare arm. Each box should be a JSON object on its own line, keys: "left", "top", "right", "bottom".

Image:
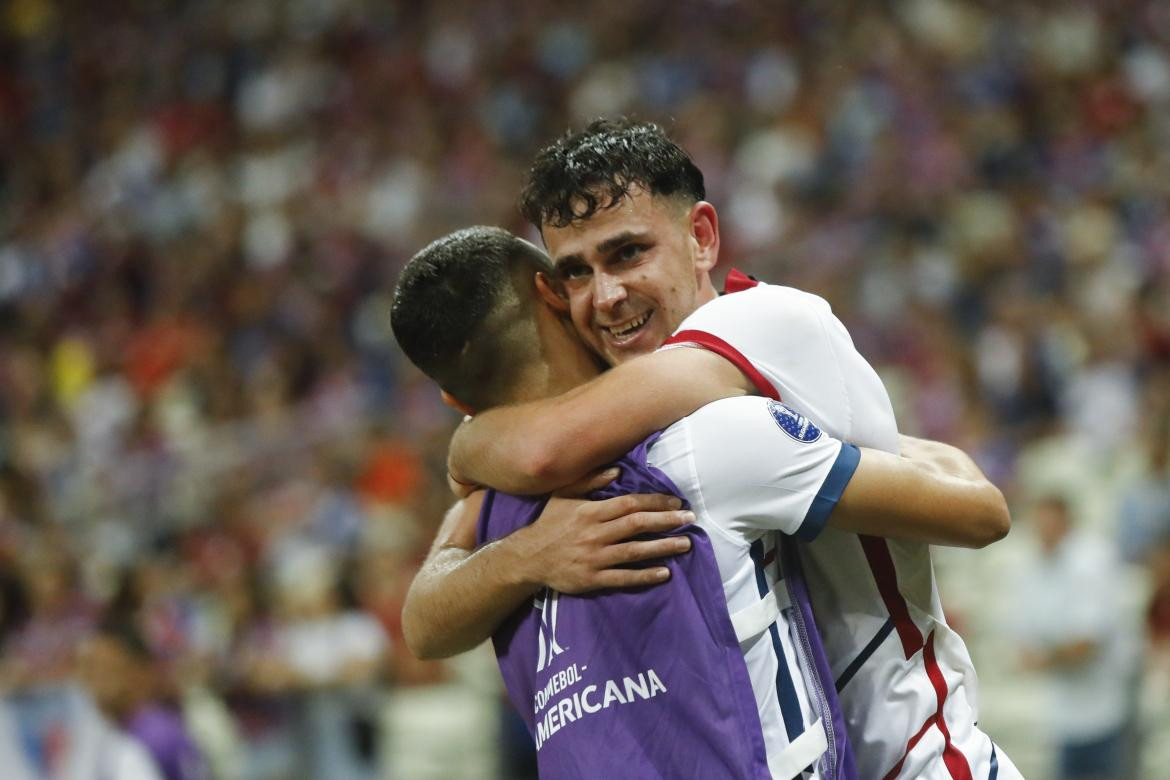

{"left": 832, "top": 436, "right": 1010, "bottom": 548}
{"left": 1022, "top": 639, "right": 1099, "bottom": 671}
{"left": 401, "top": 492, "right": 694, "bottom": 660}
{"left": 448, "top": 347, "right": 750, "bottom": 495}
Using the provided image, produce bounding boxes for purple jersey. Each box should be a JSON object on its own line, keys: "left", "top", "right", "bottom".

{"left": 477, "top": 435, "right": 855, "bottom": 779}
{"left": 127, "top": 705, "right": 207, "bottom": 780}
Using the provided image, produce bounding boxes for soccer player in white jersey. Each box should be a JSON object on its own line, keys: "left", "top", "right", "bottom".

{"left": 394, "top": 226, "right": 1009, "bottom": 779}
{"left": 436, "top": 120, "right": 1025, "bottom": 779}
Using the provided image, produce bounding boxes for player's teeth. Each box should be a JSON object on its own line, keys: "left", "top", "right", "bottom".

{"left": 610, "top": 312, "right": 649, "bottom": 337}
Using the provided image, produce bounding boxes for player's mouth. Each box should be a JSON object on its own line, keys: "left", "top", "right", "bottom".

{"left": 600, "top": 310, "right": 654, "bottom": 347}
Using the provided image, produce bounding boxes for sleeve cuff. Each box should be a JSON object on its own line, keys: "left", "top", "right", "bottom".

{"left": 796, "top": 443, "right": 861, "bottom": 542}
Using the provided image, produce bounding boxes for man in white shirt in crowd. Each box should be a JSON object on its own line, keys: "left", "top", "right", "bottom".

{"left": 1012, "top": 496, "right": 1137, "bottom": 780}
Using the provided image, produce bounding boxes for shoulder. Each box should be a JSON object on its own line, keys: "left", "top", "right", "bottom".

{"left": 681, "top": 396, "right": 837, "bottom": 460}
{"left": 680, "top": 394, "right": 779, "bottom": 423}
{"left": 675, "top": 283, "right": 833, "bottom": 338}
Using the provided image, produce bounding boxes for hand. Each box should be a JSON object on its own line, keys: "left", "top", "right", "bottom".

{"left": 517, "top": 493, "right": 694, "bottom": 594}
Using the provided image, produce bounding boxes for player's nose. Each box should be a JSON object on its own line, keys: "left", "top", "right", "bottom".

{"left": 593, "top": 272, "right": 627, "bottom": 312}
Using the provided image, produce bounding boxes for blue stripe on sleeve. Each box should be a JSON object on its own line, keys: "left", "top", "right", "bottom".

{"left": 796, "top": 443, "right": 861, "bottom": 542}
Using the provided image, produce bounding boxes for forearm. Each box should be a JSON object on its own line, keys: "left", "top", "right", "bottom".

{"left": 1045, "top": 639, "right": 1099, "bottom": 668}
{"left": 897, "top": 434, "right": 987, "bottom": 483}
{"left": 834, "top": 445, "right": 1010, "bottom": 548}
{"left": 1027, "top": 638, "right": 1099, "bottom": 671}
{"left": 401, "top": 492, "right": 692, "bottom": 659}
{"left": 449, "top": 386, "right": 627, "bottom": 494}
{"left": 449, "top": 348, "right": 750, "bottom": 494}
{"left": 401, "top": 533, "right": 541, "bottom": 660}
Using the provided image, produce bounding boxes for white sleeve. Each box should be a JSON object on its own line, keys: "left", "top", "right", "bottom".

{"left": 664, "top": 284, "right": 900, "bottom": 454}
{"left": 681, "top": 395, "right": 860, "bottom": 541}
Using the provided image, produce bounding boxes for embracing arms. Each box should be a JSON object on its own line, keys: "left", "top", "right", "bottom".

{"left": 401, "top": 491, "right": 694, "bottom": 660}
{"left": 449, "top": 344, "right": 1008, "bottom": 548}
{"left": 410, "top": 416, "right": 1008, "bottom": 659}
{"left": 680, "top": 397, "right": 1010, "bottom": 550}
{"left": 834, "top": 435, "right": 1009, "bottom": 548}
{"left": 448, "top": 347, "right": 749, "bottom": 495}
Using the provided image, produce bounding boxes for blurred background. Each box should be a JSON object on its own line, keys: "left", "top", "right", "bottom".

{"left": 0, "top": 0, "right": 1168, "bottom": 778}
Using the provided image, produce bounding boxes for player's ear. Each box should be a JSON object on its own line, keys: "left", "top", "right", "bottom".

{"left": 440, "top": 390, "right": 475, "bottom": 417}
{"left": 535, "top": 271, "right": 570, "bottom": 314}
{"left": 689, "top": 201, "right": 720, "bottom": 274}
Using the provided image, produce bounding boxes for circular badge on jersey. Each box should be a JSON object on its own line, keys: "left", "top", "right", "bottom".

{"left": 767, "top": 400, "right": 823, "bottom": 443}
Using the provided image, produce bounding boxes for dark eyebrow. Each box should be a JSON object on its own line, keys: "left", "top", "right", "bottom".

{"left": 552, "top": 230, "right": 652, "bottom": 274}
{"left": 595, "top": 230, "right": 650, "bottom": 255}
{"left": 553, "top": 252, "right": 585, "bottom": 274}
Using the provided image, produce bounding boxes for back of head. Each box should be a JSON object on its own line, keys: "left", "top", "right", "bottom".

{"left": 391, "top": 226, "right": 552, "bottom": 411}
{"left": 520, "top": 118, "right": 706, "bottom": 231}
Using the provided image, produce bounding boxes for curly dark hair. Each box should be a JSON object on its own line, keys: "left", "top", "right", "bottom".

{"left": 520, "top": 118, "right": 706, "bottom": 230}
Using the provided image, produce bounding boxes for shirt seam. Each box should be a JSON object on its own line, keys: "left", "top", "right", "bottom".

{"left": 814, "top": 299, "right": 854, "bottom": 439}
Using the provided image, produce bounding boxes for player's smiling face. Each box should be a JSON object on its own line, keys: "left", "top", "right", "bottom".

{"left": 542, "top": 187, "right": 719, "bottom": 366}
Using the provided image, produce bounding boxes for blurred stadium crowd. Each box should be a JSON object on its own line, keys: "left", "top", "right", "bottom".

{"left": 0, "top": 0, "right": 1168, "bottom": 777}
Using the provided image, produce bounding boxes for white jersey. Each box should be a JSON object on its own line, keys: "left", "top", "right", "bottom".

{"left": 648, "top": 395, "right": 861, "bottom": 779}
{"left": 661, "top": 280, "right": 1022, "bottom": 780}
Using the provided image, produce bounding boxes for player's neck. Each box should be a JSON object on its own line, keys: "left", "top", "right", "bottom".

{"left": 696, "top": 279, "right": 718, "bottom": 306}
{"left": 505, "top": 356, "right": 599, "bottom": 405}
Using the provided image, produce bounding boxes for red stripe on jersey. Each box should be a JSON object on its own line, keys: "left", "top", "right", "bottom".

{"left": 924, "top": 632, "right": 974, "bottom": 779}
{"left": 723, "top": 268, "right": 760, "bottom": 293}
{"left": 880, "top": 714, "right": 936, "bottom": 780}
{"left": 762, "top": 548, "right": 776, "bottom": 567}
{"left": 881, "top": 632, "right": 973, "bottom": 780}
{"left": 859, "top": 535, "right": 924, "bottom": 658}
{"left": 663, "top": 330, "right": 781, "bottom": 401}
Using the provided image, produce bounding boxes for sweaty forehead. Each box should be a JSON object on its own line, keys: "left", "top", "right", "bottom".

{"left": 545, "top": 191, "right": 683, "bottom": 260}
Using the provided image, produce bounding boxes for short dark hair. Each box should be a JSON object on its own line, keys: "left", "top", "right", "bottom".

{"left": 391, "top": 226, "right": 552, "bottom": 410}
{"left": 94, "top": 618, "right": 151, "bottom": 661}
{"left": 520, "top": 118, "right": 706, "bottom": 230}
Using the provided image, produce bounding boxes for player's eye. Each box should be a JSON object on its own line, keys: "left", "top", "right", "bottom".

{"left": 559, "top": 263, "right": 591, "bottom": 280}
{"left": 614, "top": 243, "right": 646, "bottom": 263}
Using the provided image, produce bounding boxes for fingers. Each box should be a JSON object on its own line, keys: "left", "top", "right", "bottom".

{"left": 585, "top": 566, "right": 674, "bottom": 591}
{"left": 588, "top": 492, "right": 684, "bottom": 521}
{"left": 600, "top": 509, "right": 695, "bottom": 542}
{"left": 552, "top": 467, "right": 622, "bottom": 498}
{"left": 599, "top": 536, "right": 692, "bottom": 568}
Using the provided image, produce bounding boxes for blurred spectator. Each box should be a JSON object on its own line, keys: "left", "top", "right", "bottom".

{"left": 1118, "top": 415, "right": 1170, "bottom": 564}
{"left": 257, "top": 547, "right": 386, "bottom": 780}
{"left": 0, "top": 686, "right": 163, "bottom": 780}
{"left": 1010, "top": 497, "right": 1138, "bottom": 780}
{"left": 75, "top": 621, "right": 208, "bottom": 780}
{"left": 2, "top": 547, "right": 94, "bottom": 692}
{"left": 1138, "top": 539, "right": 1170, "bottom": 773}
